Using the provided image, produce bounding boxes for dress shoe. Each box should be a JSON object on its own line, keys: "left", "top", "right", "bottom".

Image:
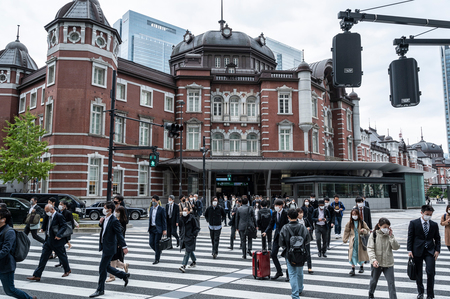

{"left": 242, "top": 255, "right": 247, "bottom": 259}
{"left": 212, "top": 254, "right": 217, "bottom": 259}
{"left": 417, "top": 294, "right": 424, "bottom": 299}
{"left": 152, "top": 260, "right": 160, "bottom": 265}
{"left": 123, "top": 273, "right": 130, "bottom": 287}
{"left": 308, "top": 269, "right": 314, "bottom": 274}
{"left": 227, "top": 246, "right": 233, "bottom": 250}
{"left": 349, "top": 268, "right": 355, "bottom": 276}
{"left": 359, "top": 266, "right": 364, "bottom": 273}
{"left": 285, "top": 276, "right": 290, "bottom": 282}
{"left": 318, "top": 252, "right": 322, "bottom": 258}
{"left": 322, "top": 253, "right": 327, "bottom": 258}
{"left": 54, "top": 263, "right": 62, "bottom": 268}
{"left": 62, "top": 270, "right": 71, "bottom": 277}
{"left": 426, "top": 296, "right": 434, "bottom": 299}
{"left": 369, "top": 294, "right": 374, "bottom": 299}
{"left": 247, "top": 250, "right": 252, "bottom": 257}
{"left": 176, "top": 239, "right": 180, "bottom": 247}
{"left": 271, "top": 272, "right": 283, "bottom": 280}
{"left": 89, "top": 291, "right": 104, "bottom": 298}
{"left": 26, "top": 276, "right": 40, "bottom": 282}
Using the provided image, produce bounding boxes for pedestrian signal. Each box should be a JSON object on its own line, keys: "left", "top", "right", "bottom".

{"left": 389, "top": 57, "right": 420, "bottom": 108}
{"left": 332, "top": 32, "right": 363, "bottom": 87}
{"left": 164, "top": 122, "right": 183, "bottom": 138}
{"left": 149, "top": 152, "right": 159, "bottom": 167}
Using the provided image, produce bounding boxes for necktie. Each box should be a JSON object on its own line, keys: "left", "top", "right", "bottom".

{"left": 169, "top": 204, "right": 173, "bottom": 218}
{"left": 423, "top": 221, "right": 429, "bottom": 248}
{"left": 359, "top": 208, "right": 363, "bottom": 220}
{"left": 277, "top": 212, "right": 280, "bottom": 223}
{"left": 47, "top": 216, "right": 52, "bottom": 236}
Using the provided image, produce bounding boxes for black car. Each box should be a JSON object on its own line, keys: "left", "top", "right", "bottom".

{"left": 1, "top": 197, "right": 31, "bottom": 224}
{"left": 86, "top": 202, "right": 148, "bottom": 221}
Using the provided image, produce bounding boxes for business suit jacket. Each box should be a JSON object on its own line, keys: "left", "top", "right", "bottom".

{"left": 407, "top": 218, "right": 441, "bottom": 257}
{"left": 148, "top": 206, "right": 167, "bottom": 234}
{"left": 312, "top": 208, "right": 331, "bottom": 225}
{"left": 41, "top": 211, "right": 68, "bottom": 247}
{"left": 99, "top": 215, "right": 127, "bottom": 256}
{"left": 354, "top": 205, "right": 373, "bottom": 230}
{"left": 265, "top": 209, "right": 289, "bottom": 241}
{"left": 326, "top": 205, "right": 336, "bottom": 228}
{"left": 235, "top": 205, "right": 257, "bottom": 232}
{"left": 62, "top": 209, "right": 75, "bottom": 229}
{"left": 0, "top": 225, "right": 16, "bottom": 273}
{"left": 166, "top": 203, "right": 180, "bottom": 227}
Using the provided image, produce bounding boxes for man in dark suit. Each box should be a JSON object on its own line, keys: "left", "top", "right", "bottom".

{"left": 89, "top": 201, "right": 130, "bottom": 298}
{"left": 235, "top": 197, "right": 256, "bottom": 259}
{"left": 324, "top": 197, "right": 335, "bottom": 250}
{"left": 407, "top": 205, "right": 441, "bottom": 299}
{"left": 148, "top": 195, "right": 167, "bottom": 264}
{"left": 24, "top": 197, "right": 45, "bottom": 244}
{"left": 27, "top": 204, "right": 71, "bottom": 281}
{"left": 262, "top": 199, "right": 289, "bottom": 280}
{"left": 355, "top": 197, "right": 372, "bottom": 230}
{"left": 166, "top": 195, "right": 180, "bottom": 248}
{"left": 312, "top": 199, "right": 331, "bottom": 258}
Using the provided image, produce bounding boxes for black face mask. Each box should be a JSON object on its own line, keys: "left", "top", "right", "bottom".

{"left": 181, "top": 199, "right": 185, "bottom": 202}
{"left": 114, "top": 201, "right": 119, "bottom": 205}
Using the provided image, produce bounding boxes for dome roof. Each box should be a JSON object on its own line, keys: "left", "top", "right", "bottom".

{"left": 6, "top": 41, "right": 29, "bottom": 53}
{"left": 411, "top": 139, "right": 443, "bottom": 154}
{"left": 171, "top": 30, "right": 275, "bottom": 60}
{"left": 0, "top": 39, "right": 38, "bottom": 70}
{"left": 348, "top": 90, "right": 359, "bottom": 99}
{"left": 384, "top": 135, "right": 393, "bottom": 141}
{"left": 297, "top": 60, "right": 311, "bottom": 72}
{"left": 55, "top": 0, "right": 110, "bottom": 27}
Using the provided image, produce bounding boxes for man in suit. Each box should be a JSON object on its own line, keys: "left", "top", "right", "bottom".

{"left": 262, "top": 199, "right": 289, "bottom": 280}
{"left": 312, "top": 199, "right": 331, "bottom": 258}
{"left": 166, "top": 195, "right": 180, "bottom": 248}
{"left": 235, "top": 197, "right": 257, "bottom": 259}
{"left": 407, "top": 205, "right": 441, "bottom": 299}
{"left": 89, "top": 202, "right": 130, "bottom": 298}
{"left": 148, "top": 195, "right": 167, "bottom": 264}
{"left": 194, "top": 194, "right": 203, "bottom": 219}
{"left": 355, "top": 197, "right": 372, "bottom": 230}
{"left": 222, "top": 196, "right": 231, "bottom": 226}
{"left": 24, "top": 197, "right": 45, "bottom": 244}
{"left": 228, "top": 198, "right": 241, "bottom": 250}
{"left": 204, "top": 196, "right": 226, "bottom": 259}
{"left": 27, "top": 204, "right": 71, "bottom": 281}
{"left": 324, "top": 197, "right": 335, "bottom": 250}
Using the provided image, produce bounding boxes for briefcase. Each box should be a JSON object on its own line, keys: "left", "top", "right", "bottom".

{"left": 407, "top": 257, "right": 416, "bottom": 280}
{"left": 159, "top": 236, "right": 172, "bottom": 251}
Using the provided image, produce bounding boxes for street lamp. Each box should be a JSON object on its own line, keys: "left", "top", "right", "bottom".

{"left": 178, "top": 100, "right": 185, "bottom": 196}
{"left": 200, "top": 136, "right": 209, "bottom": 210}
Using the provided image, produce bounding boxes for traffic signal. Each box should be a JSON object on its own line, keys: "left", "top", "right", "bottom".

{"left": 332, "top": 32, "right": 363, "bottom": 87}
{"left": 389, "top": 57, "right": 420, "bottom": 108}
{"left": 164, "top": 122, "right": 184, "bottom": 138}
{"left": 149, "top": 152, "right": 159, "bottom": 167}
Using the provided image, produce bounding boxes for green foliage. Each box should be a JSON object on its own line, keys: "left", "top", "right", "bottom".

{"left": 0, "top": 110, "right": 55, "bottom": 192}
{"left": 72, "top": 213, "right": 80, "bottom": 223}
{"left": 426, "top": 186, "right": 443, "bottom": 198}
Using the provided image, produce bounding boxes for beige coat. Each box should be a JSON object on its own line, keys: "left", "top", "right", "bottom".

{"left": 440, "top": 213, "right": 450, "bottom": 246}
{"left": 367, "top": 230, "right": 400, "bottom": 267}
{"left": 343, "top": 220, "right": 370, "bottom": 262}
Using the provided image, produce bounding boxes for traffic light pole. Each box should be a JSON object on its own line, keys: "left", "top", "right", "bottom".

{"left": 200, "top": 136, "right": 209, "bottom": 204}
{"left": 106, "top": 70, "right": 117, "bottom": 202}
{"left": 178, "top": 101, "right": 185, "bottom": 197}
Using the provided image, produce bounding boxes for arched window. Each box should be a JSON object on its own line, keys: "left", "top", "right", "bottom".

{"left": 247, "top": 97, "right": 257, "bottom": 117}
{"left": 230, "top": 133, "right": 241, "bottom": 152}
{"left": 327, "top": 111, "right": 332, "bottom": 130}
{"left": 213, "top": 97, "right": 223, "bottom": 116}
{"left": 212, "top": 133, "right": 223, "bottom": 153}
{"left": 247, "top": 134, "right": 258, "bottom": 153}
{"left": 230, "top": 97, "right": 240, "bottom": 118}
{"left": 312, "top": 97, "right": 318, "bottom": 118}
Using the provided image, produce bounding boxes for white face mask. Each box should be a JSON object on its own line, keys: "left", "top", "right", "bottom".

{"left": 102, "top": 208, "right": 109, "bottom": 216}
{"left": 58, "top": 205, "right": 63, "bottom": 210}
{"left": 275, "top": 206, "right": 281, "bottom": 212}
{"left": 46, "top": 211, "right": 52, "bottom": 217}
{"left": 352, "top": 215, "right": 358, "bottom": 220}
{"left": 115, "top": 212, "right": 120, "bottom": 218}
{"left": 305, "top": 202, "right": 309, "bottom": 206}
{"left": 182, "top": 211, "right": 188, "bottom": 217}
{"left": 311, "top": 198, "right": 315, "bottom": 201}
{"left": 380, "top": 228, "right": 390, "bottom": 234}
{"left": 324, "top": 202, "right": 329, "bottom": 207}
{"left": 423, "top": 215, "right": 432, "bottom": 221}
{"left": 319, "top": 205, "right": 324, "bottom": 210}
{"left": 357, "top": 203, "right": 364, "bottom": 208}
{"left": 212, "top": 201, "right": 218, "bottom": 207}
{"left": 168, "top": 200, "right": 173, "bottom": 204}
{"left": 30, "top": 200, "right": 34, "bottom": 205}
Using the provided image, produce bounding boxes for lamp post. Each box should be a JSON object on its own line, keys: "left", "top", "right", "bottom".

{"left": 200, "top": 136, "right": 209, "bottom": 206}
{"left": 178, "top": 100, "right": 185, "bottom": 196}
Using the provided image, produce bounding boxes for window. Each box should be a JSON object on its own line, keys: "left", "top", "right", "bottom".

{"left": 187, "top": 90, "right": 201, "bottom": 112}
{"left": 38, "top": 115, "right": 44, "bottom": 141}
{"left": 278, "top": 93, "right": 291, "bottom": 114}
{"left": 188, "top": 175, "right": 199, "bottom": 195}
{"left": 247, "top": 134, "right": 258, "bottom": 153}
{"left": 165, "top": 95, "right": 174, "bottom": 112}
{"left": 213, "top": 97, "right": 222, "bottom": 117}
{"left": 312, "top": 130, "right": 319, "bottom": 153}
{"left": 255, "top": 60, "right": 260, "bottom": 71}
{"left": 230, "top": 133, "right": 241, "bottom": 153}
{"left": 90, "top": 105, "right": 103, "bottom": 135}
{"left": 164, "top": 123, "right": 174, "bottom": 150}
{"left": 114, "top": 116, "right": 124, "bottom": 143}
{"left": 230, "top": 97, "right": 240, "bottom": 118}
{"left": 163, "top": 172, "right": 172, "bottom": 196}
{"left": 215, "top": 57, "right": 221, "bottom": 68}
{"left": 117, "top": 83, "right": 126, "bottom": 101}
{"left": 92, "top": 63, "right": 107, "bottom": 88}
{"left": 41, "top": 88, "right": 45, "bottom": 106}
{"left": 227, "top": 67, "right": 236, "bottom": 74}
{"left": 138, "top": 165, "right": 148, "bottom": 196}
{"left": 89, "top": 158, "right": 101, "bottom": 196}
{"left": 30, "top": 92, "right": 37, "bottom": 109}
{"left": 187, "top": 126, "right": 200, "bottom": 150}
{"left": 140, "top": 89, "right": 152, "bottom": 107}
{"left": 212, "top": 133, "right": 223, "bottom": 153}
{"left": 113, "top": 169, "right": 123, "bottom": 195}
{"left": 47, "top": 62, "right": 55, "bottom": 86}
{"left": 44, "top": 101, "right": 53, "bottom": 134}
{"left": 312, "top": 97, "right": 318, "bottom": 118}
{"left": 233, "top": 57, "right": 239, "bottom": 67}
{"left": 19, "top": 96, "right": 26, "bottom": 113}
{"left": 347, "top": 112, "right": 352, "bottom": 131}
{"left": 224, "top": 57, "right": 230, "bottom": 66}
{"left": 279, "top": 128, "right": 292, "bottom": 151}
{"left": 247, "top": 98, "right": 256, "bottom": 117}
{"left": 362, "top": 148, "right": 365, "bottom": 157}
{"left": 348, "top": 140, "right": 353, "bottom": 160}
{"left": 139, "top": 119, "right": 152, "bottom": 146}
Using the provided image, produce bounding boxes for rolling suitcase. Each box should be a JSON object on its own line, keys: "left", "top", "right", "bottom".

{"left": 252, "top": 250, "right": 270, "bottom": 279}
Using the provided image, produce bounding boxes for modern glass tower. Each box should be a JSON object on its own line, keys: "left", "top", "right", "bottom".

{"left": 266, "top": 37, "right": 303, "bottom": 70}
{"left": 440, "top": 45, "right": 450, "bottom": 153}
{"left": 113, "top": 11, "right": 186, "bottom": 74}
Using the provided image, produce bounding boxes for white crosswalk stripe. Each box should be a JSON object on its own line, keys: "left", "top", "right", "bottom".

{"left": 1, "top": 231, "right": 449, "bottom": 299}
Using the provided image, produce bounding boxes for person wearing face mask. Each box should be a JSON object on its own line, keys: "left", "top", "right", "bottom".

{"left": 367, "top": 217, "right": 400, "bottom": 299}
{"left": 296, "top": 208, "right": 313, "bottom": 274}
{"left": 148, "top": 195, "right": 167, "bottom": 265}
{"left": 257, "top": 200, "right": 272, "bottom": 251}
{"left": 323, "top": 197, "right": 335, "bottom": 250}
{"left": 178, "top": 207, "right": 200, "bottom": 273}
{"left": 343, "top": 209, "right": 370, "bottom": 276}
{"left": 228, "top": 199, "right": 241, "bottom": 250}
{"left": 407, "top": 205, "right": 441, "bottom": 299}
{"left": 165, "top": 195, "right": 180, "bottom": 249}
{"left": 309, "top": 193, "right": 318, "bottom": 210}
{"left": 0, "top": 209, "right": 37, "bottom": 299}
{"left": 178, "top": 195, "right": 192, "bottom": 216}
{"left": 301, "top": 199, "right": 314, "bottom": 241}
{"left": 222, "top": 196, "right": 231, "bottom": 227}
{"left": 24, "top": 197, "right": 45, "bottom": 244}
{"left": 312, "top": 200, "right": 331, "bottom": 258}
{"left": 235, "top": 197, "right": 257, "bottom": 259}
{"left": 204, "top": 197, "right": 226, "bottom": 259}
{"left": 354, "top": 197, "right": 372, "bottom": 230}
{"left": 193, "top": 194, "right": 203, "bottom": 220}
{"left": 106, "top": 206, "right": 129, "bottom": 283}
{"left": 0, "top": 202, "right": 14, "bottom": 227}
{"left": 54, "top": 201, "right": 79, "bottom": 268}
{"left": 262, "top": 199, "right": 289, "bottom": 280}
{"left": 330, "top": 195, "right": 345, "bottom": 239}
{"left": 440, "top": 204, "right": 450, "bottom": 252}
{"left": 27, "top": 204, "right": 71, "bottom": 282}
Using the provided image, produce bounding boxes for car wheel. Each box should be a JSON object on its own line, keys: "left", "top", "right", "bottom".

{"left": 90, "top": 211, "right": 100, "bottom": 221}
{"left": 130, "top": 211, "right": 140, "bottom": 220}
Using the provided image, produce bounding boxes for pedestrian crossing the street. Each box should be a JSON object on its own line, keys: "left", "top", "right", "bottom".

{"left": 1, "top": 231, "right": 449, "bottom": 299}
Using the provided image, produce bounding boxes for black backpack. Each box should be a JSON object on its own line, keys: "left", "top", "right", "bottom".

{"left": 285, "top": 225, "right": 308, "bottom": 267}
{"left": 1, "top": 227, "right": 31, "bottom": 262}
{"left": 259, "top": 209, "right": 271, "bottom": 230}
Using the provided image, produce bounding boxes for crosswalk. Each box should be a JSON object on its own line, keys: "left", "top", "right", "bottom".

{"left": 1, "top": 230, "right": 449, "bottom": 299}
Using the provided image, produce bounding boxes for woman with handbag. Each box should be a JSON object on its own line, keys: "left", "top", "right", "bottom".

{"left": 343, "top": 209, "right": 370, "bottom": 276}
{"left": 24, "top": 197, "right": 45, "bottom": 244}
{"left": 179, "top": 207, "right": 200, "bottom": 273}
{"left": 106, "top": 206, "right": 129, "bottom": 282}
{"left": 367, "top": 218, "right": 400, "bottom": 299}
{"left": 440, "top": 204, "right": 450, "bottom": 252}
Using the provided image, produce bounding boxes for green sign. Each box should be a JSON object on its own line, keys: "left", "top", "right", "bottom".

{"left": 149, "top": 153, "right": 159, "bottom": 167}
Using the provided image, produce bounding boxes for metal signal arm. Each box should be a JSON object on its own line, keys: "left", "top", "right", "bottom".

{"left": 393, "top": 37, "right": 450, "bottom": 57}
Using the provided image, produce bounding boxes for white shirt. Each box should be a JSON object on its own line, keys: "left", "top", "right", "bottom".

{"left": 102, "top": 213, "right": 112, "bottom": 241}
{"left": 47, "top": 211, "right": 56, "bottom": 235}
{"left": 151, "top": 206, "right": 158, "bottom": 226}
{"left": 420, "top": 216, "right": 429, "bottom": 232}
{"left": 29, "top": 204, "right": 37, "bottom": 214}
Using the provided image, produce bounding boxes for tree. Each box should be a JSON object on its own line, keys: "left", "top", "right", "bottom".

{"left": 0, "top": 111, "right": 55, "bottom": 192}
{"left": 426, "top": 186, "right": 443, "bottom": 198}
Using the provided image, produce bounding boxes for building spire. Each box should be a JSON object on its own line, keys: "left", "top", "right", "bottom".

{"left": 302, "top": 49, "right": 305, "bottom": 61}
{"left": 218, "top": 0, "right": 225, "bottom": 30}
{"left": 16, "top": 25, "right": 20, "bottom": 42}
{"left": 421, "top": 126, "right": 424, "bottom": 141}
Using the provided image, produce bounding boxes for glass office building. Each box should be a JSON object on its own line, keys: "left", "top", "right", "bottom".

{"left": 113, "top": 11, "right": 186, "bottom": 74}
{"left": 266, "top": 37, "right": 303, "bottom": 70}
{"left": 441, "top": 45, "right": 450, "bottom": 152}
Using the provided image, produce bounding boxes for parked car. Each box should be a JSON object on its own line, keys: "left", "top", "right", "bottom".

{"left": 86, "top": 202, "right": 148, "bottom": 221}
{"left": 1, "top": 197, "right": 31, "bottom": 224}
{"left": 11, "top": 193, "right": 86, "bottom": 218}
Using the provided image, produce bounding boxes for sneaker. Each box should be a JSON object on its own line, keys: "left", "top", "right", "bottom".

{"left": 189, "top": 262, "right": 196, "bottom": 268}
{"left": 335, "top": 234, "right": 339, "bottom": 239}
{"left": 179, "top": 265, "right": 186, "bottom": 273}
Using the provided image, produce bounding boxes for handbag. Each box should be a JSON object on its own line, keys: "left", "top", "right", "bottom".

{"left": 52, "top": 223, "right": 73, "bottom": 239}
{"left": 159, "top": 235, "right": 172, "bottom": 251}
{"left": 407, "top": 257, "right": 416, "bottom": 280}
{"left": 360, "top": 233, "right": 369, "bottom": 251}
{"left": 26, "top": 212, "right": 40, "bottom": 225}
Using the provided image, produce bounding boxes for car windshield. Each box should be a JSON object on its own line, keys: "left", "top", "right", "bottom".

{"left": 1, "top": 197, "right": 31, "bottom": 208}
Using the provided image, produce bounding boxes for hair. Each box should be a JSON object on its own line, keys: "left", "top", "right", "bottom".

{"left": 48, "top": 197, "right": 57, "bottom": 204}
{"left": 274, "top": 199, "right": 284, "bottom": 206}
{"left": 324, "top": 197, "right": 330, "bottom": 202}
{"left": 242, "top": 198, "right": 249, "bottom": 205}
{"left": 421, "top": 204, "right": 434, "bottom": 213}
{"left": 446, "top": 204, "right": 450, "bottom": 212}
{"left": 45, "top": 204, "right": 54, "bottom": 210}
{"left": 374, "top": 217, "right": 391, "bottom": 232}
{"left": 116, "top": 206, "right": 128, "bottom": 222}
{"left": 302, "top": 198, "right": 310, "bottom": 207}
{"left": 179, "top": 194, "right": 185, "bottom": 200}
{"left": 168, "top": 195, "right": 175, "bottom": 201}
{"left": 261, "top": 200, "right": 268, "bottom": 208}
{"left": 152, "top": 195, "right": 160, "bottom": 201}
{"left": 114, "top": 195, "right": 124, "bottom": 202}
{"left": 0, "top": 203, "right": 7, "bottom": 209}
{"left": 104, "top": 201, "right": 115, "bottom": 212}
{"left": 236, "top": 198, "right": 242, "bottom": 204}
{"left": 310, "top": 193, "right": 315, "bottom": 197}
{"left": 31, "top": 197, "right": 38, "bottom": 202}
{"left": 350, "top": 208, "right": 363, "bottom": 226}
{"left": 318, "top": 199, "right": 325, "bottom": 205}
{"left": 60, "top": 200, "right": 69, "bottom": 207}
{"left": 296, "top": 207, "right": 303, "bottom": 214}
{"left": 355, "top": 197, "right": 364, "bottom": 203}
{"left": 212, "top": 196, "right": 218, "bottom": 202}
{"left": 287, "top": 209, "right": 298, "bottom": 220}
{"left": 0, "top": 208, "right": 11, "bottom": 224}
{"left": 334, "top": 194, "right": 339, "bottom": 199}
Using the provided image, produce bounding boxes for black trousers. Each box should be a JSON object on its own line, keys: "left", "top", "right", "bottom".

{"left": 326, "top": 225, "right": 332, "bottom": 248}
{"left": 414, "top": 251, "right": 436, "bottom": 297}
{"left": 305, "top": 243, "right": 312, "bottom": 269}
{"left": 33, "top": 240, "right": 70, "bottom": 277}
{"left": 97, "top": 253, "right": 126, "bottom": 292}
{"left": 209, "top": 229, "right": 221, "bottom": 255}
{"left": 24, "top": 225, "right": 45, "bottom": 244}
{"left": 229, "top": 226, "right": 237, "bottom": 249}
{"left": 271, "top": 237, "right": 282, "bottom": 274}
{"left": 239, "top": 231, "right": 252, "bottom": 256}
{"left": 315, "top": 225, "right": 328, "bottom": 254}
{"left": 225, "top": 209, "right": 231, "bottom": 220}
{"left": 167, "top": 221, "right": 179, "bottom": 245}
{"left": 261, "top": 230, "right": 272, "bottom": 251}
